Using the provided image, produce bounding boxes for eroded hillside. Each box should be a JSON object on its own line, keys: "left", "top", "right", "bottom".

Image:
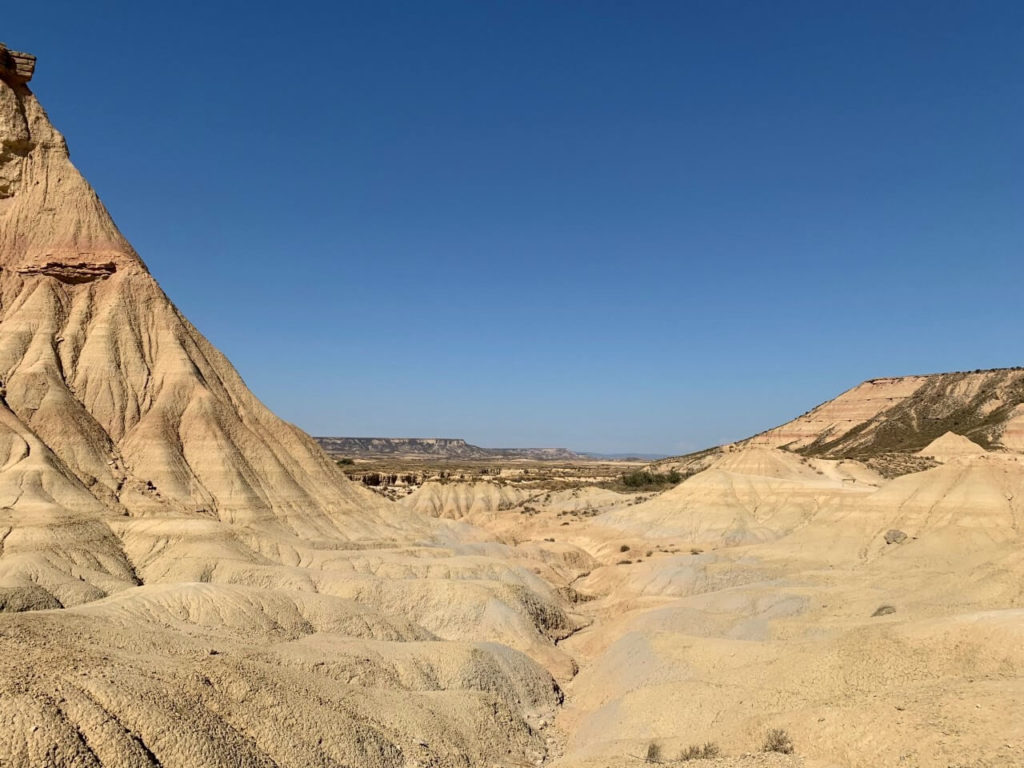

{"left": 0, "top": 46, "right": 581, "bottom": 767}
{"left": 654, "top": 368, "right": 1024, "bottom": 479}
{"left": 3, "top": 42, "right": 1024, "bottom": 768}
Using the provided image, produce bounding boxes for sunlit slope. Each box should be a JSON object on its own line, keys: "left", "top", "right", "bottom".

{"left": 0, "top": 51, "right": 583, "bottom": 768}
{"left": 656, "top": 370, "right": 1024, "bottom": 481}
{"left": 548, "top": 444, "right": 1024, "bottom": 767}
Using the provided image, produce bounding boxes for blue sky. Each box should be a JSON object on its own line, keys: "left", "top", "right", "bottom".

{"left": 7, "top": 2, "right": 1024, "bottom": 454}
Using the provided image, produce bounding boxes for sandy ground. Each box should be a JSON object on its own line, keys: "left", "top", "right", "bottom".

{"left": 392, "top": 441, "right": 1024, "bottom": 767}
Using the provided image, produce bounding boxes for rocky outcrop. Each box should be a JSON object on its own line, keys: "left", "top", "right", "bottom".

{"left": 0, "top": 44, "right": 35, "bottom": 85}
{"left": 0, "top": 50, "right": 400, "bottom": 603}
{"left": 15, "top": 260, "right": 117, "bottom": 283}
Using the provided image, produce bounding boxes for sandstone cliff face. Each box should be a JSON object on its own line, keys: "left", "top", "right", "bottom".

{"left": 0, "top": 45, "right": 34, "bottom": 85}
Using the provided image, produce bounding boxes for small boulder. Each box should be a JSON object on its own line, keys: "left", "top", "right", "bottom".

{"left": 884, "top": 529, "right": 908, "bottom": 545}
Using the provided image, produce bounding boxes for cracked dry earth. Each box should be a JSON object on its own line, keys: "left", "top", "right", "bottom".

{"left": 1, "top": 49, "right": 1024, "bottom": 768}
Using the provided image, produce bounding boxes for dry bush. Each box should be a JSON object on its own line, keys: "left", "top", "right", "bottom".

{"left": 645, "top": 741, "right": 662, "bottom": 762}
{"left": 762, "top": 727, "right": 794, "bottom": 754}
{"left": 678, "top": 741, "right": 720, "bottom": 760}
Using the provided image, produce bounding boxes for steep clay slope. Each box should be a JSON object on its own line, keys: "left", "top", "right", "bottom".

{"left": 0, "top": 55, "right": 410, "bottom": 606}
{"left": 0, "top": 49, "right": 583, "bottom": 767}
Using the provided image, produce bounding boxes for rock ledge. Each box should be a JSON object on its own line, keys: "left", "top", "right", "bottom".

{"left": 0, "top": 44, "right": 35, "bottom": 85}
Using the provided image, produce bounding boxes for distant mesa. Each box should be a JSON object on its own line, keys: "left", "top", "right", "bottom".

{"left": 316, "top": 437, "right": 491, "bottom": 459}
{"left": 316, "top": 436, "right": 585, "bottom": 460}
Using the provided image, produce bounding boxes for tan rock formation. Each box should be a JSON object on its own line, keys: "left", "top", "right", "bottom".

{"left": 0, "top": 44, "right": 35, "bottom": 85}
{"left": 5, "top": 43, "right": 1024, "bottom": 768}
{"left": 0, "top": 49, "right": 578, "bottom": 767}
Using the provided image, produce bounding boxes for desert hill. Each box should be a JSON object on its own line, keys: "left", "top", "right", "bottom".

{"left": 754, "top": 368, "right": 1024, "bottom": 455}
{"left": 384, "top": 435, "right": 1024, "bottom": 766}
{"left": 0, "top": 42, "right": 405, "bottom": 608}
{"left": 4, "top": 41, "right": 1024, "bottom": 768}
{"left": 0, "top": 45, "right": 584, "bottom": 767}
{"left": 915, "top": 430, "right": 986, "bottom": 460}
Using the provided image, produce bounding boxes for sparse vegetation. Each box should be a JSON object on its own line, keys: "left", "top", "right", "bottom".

{"left": 620, "top": 544, "right": 631, "bottom": 552}
{"left": 863, "top": 453, "right": 939, "bottom": 479}
{"left": 645, "top": 742, "right": 662, "bottom": 763}
{"left": 620, "top": 470, "right": 683, "bottom": 489}
{"left": 762, "top": 728, "right": 794, "bottom": 754}
{"left": 361, "top": 472, "right": 397, "bottom": 487}
{"left": 678, "top": 742, "right": 720, "bottom": 761}
{"left": 335, "top": 457, "right": 354, "bottom": 466}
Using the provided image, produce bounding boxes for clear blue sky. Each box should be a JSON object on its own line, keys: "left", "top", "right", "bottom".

{"left": 7, "top": 2, "right": 1024, "bottom": 454}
